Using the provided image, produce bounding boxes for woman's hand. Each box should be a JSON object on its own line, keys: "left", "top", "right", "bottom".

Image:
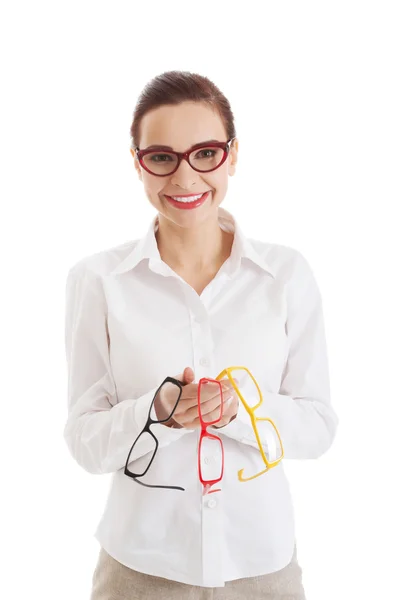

{"left": 212, "top": 379, "right": 239, "bottom": 429}
{"left": 154, "top": 367, "right": 239, "bottom": 429}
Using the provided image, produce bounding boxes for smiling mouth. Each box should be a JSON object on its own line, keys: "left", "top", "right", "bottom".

{"left": 165, "top": 192, "right": 210, "bottom": 203}
{"left": 164, "top": 191, "right": 211, "bottom": 209}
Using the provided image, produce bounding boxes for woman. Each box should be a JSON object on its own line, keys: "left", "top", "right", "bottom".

{"left": 64, "top": 70, "right": 338, "bottom": 599}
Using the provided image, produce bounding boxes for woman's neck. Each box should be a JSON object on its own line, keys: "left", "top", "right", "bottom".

{"left": 155, "top": 213, "right": 233, "bottom": 274}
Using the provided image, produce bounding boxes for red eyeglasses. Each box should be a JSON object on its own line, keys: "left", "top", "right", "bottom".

{"left": 134, "top": 138, "right": 235, "bottom": 177}
{"left": 197, "top": 378, "right": 225, "bottom": 495}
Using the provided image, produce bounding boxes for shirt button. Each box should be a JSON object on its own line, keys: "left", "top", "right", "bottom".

{"left": 199, "top": 357, "right": 209, "bottom": 367}
{"left": 208, "top": 498, "right": 217, "bottom": 509}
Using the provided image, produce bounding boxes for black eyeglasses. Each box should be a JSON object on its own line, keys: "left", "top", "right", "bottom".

{"left": 124, "top": 376, "right": 185, "bottom": 491}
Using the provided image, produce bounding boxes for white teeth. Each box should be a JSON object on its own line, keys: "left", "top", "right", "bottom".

{"left": 170, "top": 193, "right": 205, "bottom": 203}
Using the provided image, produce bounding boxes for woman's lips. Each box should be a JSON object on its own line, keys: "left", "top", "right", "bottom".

{"left": 165, "top": 191, "right": 210, "bottom": 210}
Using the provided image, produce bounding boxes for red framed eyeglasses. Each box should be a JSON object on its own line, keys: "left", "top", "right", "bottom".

{"left": 134, "top": 138, "right": 235, "bottom": 177}
{"left": 197, "top": 377, "right": 225, "bottom": 495}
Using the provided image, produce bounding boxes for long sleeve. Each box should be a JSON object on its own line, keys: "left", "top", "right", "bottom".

{"left": 63, "top": 261, "right": 190, "bottom": 475}
{"left": 218, "top": 250, "right": 338, "bottom": 460}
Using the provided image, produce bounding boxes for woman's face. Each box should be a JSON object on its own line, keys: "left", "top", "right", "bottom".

{"left": 131, "top": 101, "right": 239, "bottom": 229}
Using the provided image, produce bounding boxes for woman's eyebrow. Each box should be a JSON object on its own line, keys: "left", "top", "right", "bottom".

{"left": 144, "top": 139, "right": 222, "bottom": 151}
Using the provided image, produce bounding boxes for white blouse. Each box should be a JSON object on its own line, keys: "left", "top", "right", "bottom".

{"left": 64, "top": 206, "right": 338, "bottom": 588}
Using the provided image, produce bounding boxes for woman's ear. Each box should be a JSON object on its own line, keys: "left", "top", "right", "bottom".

{"left": 228, "top": 137, "right": 239, "bottom": 177}
{"left": 130, "top": 148, "right": 142, "bottom": 181}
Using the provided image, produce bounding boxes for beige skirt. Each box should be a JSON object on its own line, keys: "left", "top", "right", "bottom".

{"left": 90, "top": 544, "right": 306, "bottom": 600}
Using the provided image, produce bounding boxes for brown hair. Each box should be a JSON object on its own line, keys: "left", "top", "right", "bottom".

{"left": 130, "top": 70, "right": 236, "bottom": 149}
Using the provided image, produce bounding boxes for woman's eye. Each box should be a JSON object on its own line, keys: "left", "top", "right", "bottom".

{"left": 196, "top": 149, "right": 216, "bottom": 159}
{"left": 150, "top": 154, "right": 172, "bottom": 162}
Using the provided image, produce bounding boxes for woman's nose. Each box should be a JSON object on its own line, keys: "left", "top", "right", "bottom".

{"left": 170, "top": 157, "right": 200, "bottom": 188}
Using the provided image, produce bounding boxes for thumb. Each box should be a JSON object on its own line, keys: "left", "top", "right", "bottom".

{"left": 174, "top": 367, "right": 195, "bottom": 385}
{"left": 182, "top": 366, "right": 195, "bottom": 384}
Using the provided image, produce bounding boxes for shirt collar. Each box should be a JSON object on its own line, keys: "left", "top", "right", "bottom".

{"left": 111, "top": 207, "right": 275, "bottom": 279}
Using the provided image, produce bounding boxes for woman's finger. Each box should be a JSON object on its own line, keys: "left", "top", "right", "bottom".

{"left": 198, "top": 383, "right": 228, "bottom": 404}
{"left": 179, "top": 383, "right": 223, "bottom": 406}
{"left": 205, "top": 400, "right": 231, "bottom": 423}
{"left": 185, "top": 391, "right": 224, "bottom": 422}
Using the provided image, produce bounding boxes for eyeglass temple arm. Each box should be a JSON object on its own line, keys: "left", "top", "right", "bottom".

{"left": 238, "top": 466, "right": 270, "bottom": 482}
{"left": 132, "top": 477, "right": 185, "bottom": 491}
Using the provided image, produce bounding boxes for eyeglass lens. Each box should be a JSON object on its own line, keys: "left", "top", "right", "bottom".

{"left": 149, "top": 380, "right": 181, "bottom": 422}
{"left": 199, "top": 380, "right": 223, "bottom": 425}
{"left": 127, "top": 430, "right": 157, "bottom": 477}
{"left": 199, "top": 436, "right": 223, "bottom": 482}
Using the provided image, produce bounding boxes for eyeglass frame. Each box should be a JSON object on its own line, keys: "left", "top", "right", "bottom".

{"left": 134, "top": 138, "right": 236, "bottom": 177}
{"left": 215, "top": 366, "right": 284, "bottom": 482}
{"left": 124, "top": 376, "right": 185, "bottom": 491}
{"left": 197, "top": 377, "right": 225, "bottom": 495}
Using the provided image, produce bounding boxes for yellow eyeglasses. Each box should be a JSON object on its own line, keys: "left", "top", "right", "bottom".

{"left": 215, "top": 366, "right": 284, "bottom": 482}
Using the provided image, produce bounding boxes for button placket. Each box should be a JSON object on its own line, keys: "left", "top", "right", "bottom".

{"left": 189, "top": 305, "right": 214, "bottom": 379}
{"left": 207, "top": 497, "right": 217, "bottom": 509}
{"left": 198, "top": 274, "right": 222, "bottom": 587}
{"left": 201, "top": 492, "right": 223, "bottom": 586}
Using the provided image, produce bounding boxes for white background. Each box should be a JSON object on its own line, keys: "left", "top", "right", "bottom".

{"left": 1, "top": 1, "right": 399, "bottom": 599}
